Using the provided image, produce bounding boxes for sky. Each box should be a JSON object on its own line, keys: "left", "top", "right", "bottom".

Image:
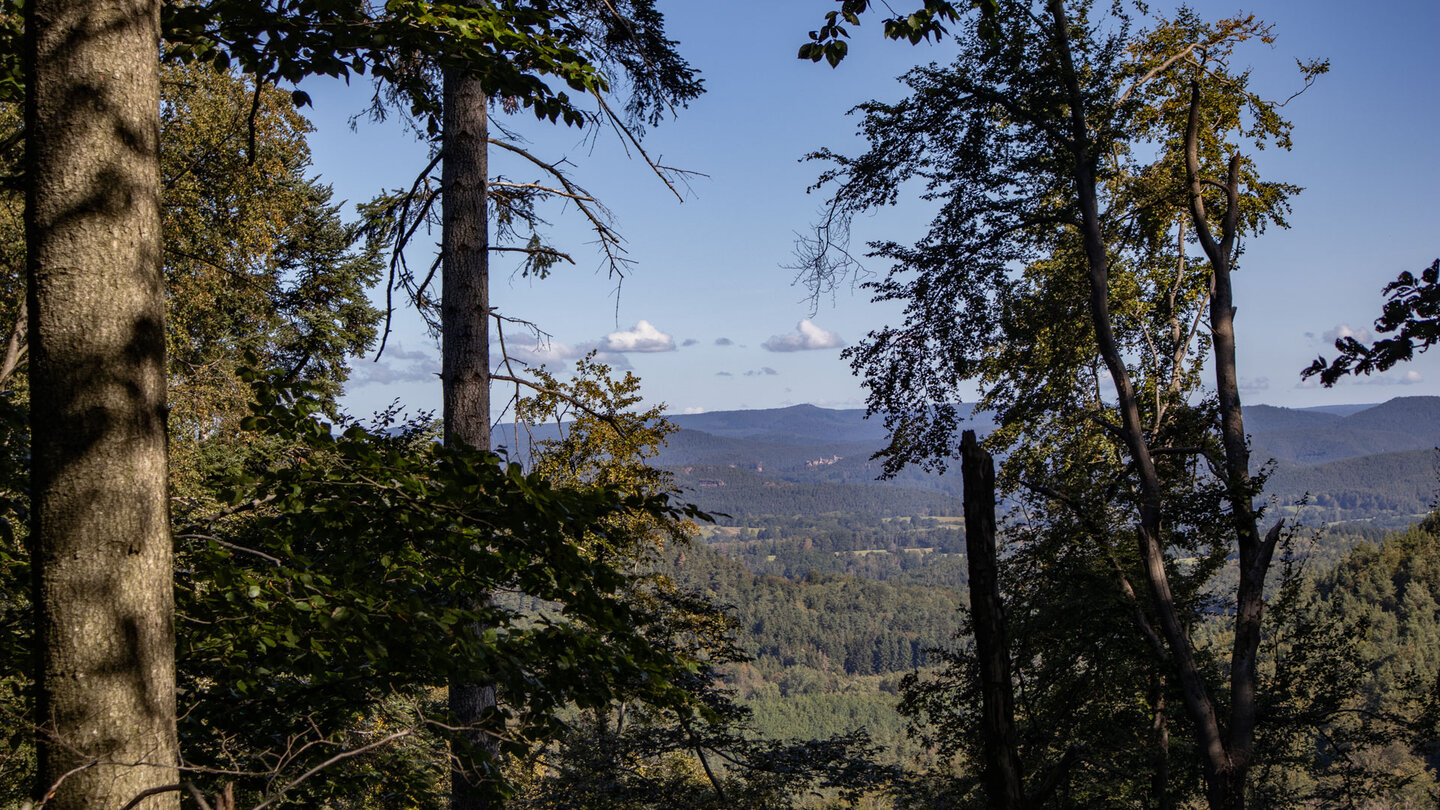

{"left": 301, "top": 0, "right": 1440, "bottom": 420}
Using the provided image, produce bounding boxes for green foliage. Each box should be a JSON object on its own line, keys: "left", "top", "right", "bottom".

{"left": 1305, "top": 259, "right": 1440, "bottom": 386}
{"left": 897, "top": 518, "right": 1216, "bottom": 806}
{"left": 799, "top": 1, "right": 1332, "bottom": 804}
{"left": 798, "top": 0, "right": 1001, "bottom": 66}
{"left": 0, "top": 0, "right": 18, "bottom": 104}
{"left": 1245, "top": 521, "right": 1440, "bottom": 805}
{"left": 0, "top": 60, "right": 385, "bottom": 500}
{"left": 803, "top": 1, "right": 1307, "bottom": 476}
{"left": 0, "top": 388, "right": 29, "bottom": 804}
{"left": 156, "top": 62, "right": 384, "bottom": 497}
{"left": 0, "top": 59, "right": 385, "bottom": 806}
{"left": 162, "top": 0, "right": 702, "bottom": 132}
{"left": 173, "top": 370, "right": 704, "bottom": 805}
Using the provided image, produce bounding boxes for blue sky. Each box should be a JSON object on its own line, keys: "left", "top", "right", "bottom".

{"left": 307, "top": 0, "right": 1439, "bottom": 420}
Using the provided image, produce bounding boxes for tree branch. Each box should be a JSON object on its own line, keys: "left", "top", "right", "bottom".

{"left": 250, "top": 730, "right": 412, "bottom": 810}
{"left": 0, "top": 299, "right": 26, "bottom": 386}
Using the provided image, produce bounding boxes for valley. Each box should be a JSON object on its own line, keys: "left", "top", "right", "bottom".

{"left": 648, "top": 397, "right": 1440, "bottom": 775}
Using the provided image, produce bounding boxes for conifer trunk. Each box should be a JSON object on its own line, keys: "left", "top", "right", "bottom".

{"left": 960, "top": 431, "right": 1026, "bottom": 810}
{"left": 441, "top": 57, "right": 496, "bottom": 810}
{"left": 24, "top": 0, "right": 178, "bottom": 807}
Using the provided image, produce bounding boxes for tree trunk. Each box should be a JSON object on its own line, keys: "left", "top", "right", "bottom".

{"left": 1045, "top": 4, "right": 1233, "bottom": 805}
{"left": 960, "top": 431, "right": 1026, "bottom": 810}
{"left": 1184, "top": 80, "right": 1280, "bottom": 810}
{"left": 24, "top": 1, "right": 178, "bottom": 808}
{"left": 441, "top": 57, "right": 496, "bottom": 810}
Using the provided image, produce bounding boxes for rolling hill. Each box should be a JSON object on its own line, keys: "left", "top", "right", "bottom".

{"left": 652, "top": 397, "right": 1440, "bottom": 526}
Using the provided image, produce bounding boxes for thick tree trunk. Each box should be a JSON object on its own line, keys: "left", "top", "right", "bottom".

{"left": 441, "top": 60, "right": 496, "bottom": 810}
{"left": 960, "top": 431, "right": 1026, "bottom": 810}
{"left": 24, "top": 1, "right": 178, "bottom": 808}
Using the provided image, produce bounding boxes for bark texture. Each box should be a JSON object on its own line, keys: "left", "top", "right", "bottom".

{"left": 441, "top": 59, "right": 497, "bottom": 810}
{"left": 24, "top": 0, "right": 178, "bottom": 807}
{"left": 960, "top": 431, "right": 1026, "bottom": 810}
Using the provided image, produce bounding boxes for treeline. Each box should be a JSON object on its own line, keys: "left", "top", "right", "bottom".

{"left": 666, "top": 542, "right": 964, "bottom": 678}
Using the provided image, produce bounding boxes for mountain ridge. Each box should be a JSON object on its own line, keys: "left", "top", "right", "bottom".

{"left": 653, "top": 397, "right": 1439, "bottom": 526}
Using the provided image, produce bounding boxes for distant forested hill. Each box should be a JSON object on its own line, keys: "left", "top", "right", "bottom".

{"left": 497, "top": 396, "right": 1439, "bottom": 525}
{"left": 646, "top": 397, "right": 1440, "bottom": 526}
{"left": 1308, "top": 520, "right": 1440, "bottom": 802}
{"left": 1267, "top": 450, "right": 1437, "bottom": 526}
{"left": 670, "top": 465, "right": 963, "bottom": 521}
{"left": 668, "top": 403, "right": 890, "bottom": 443}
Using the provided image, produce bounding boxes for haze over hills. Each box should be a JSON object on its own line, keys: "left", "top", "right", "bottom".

{"left": 655, "top": 396, "right": 1440, "bottom": 527}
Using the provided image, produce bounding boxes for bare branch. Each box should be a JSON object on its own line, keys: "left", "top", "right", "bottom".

{"left": 0, "top": 299, "right": 26, "bottom": 385}
{"left": 192, "top": 493, "right": 278, "bottom": 524}
{"left": 250, "top": 730, "right": 413, "bottom": 810}
{"left": 487, "top": 181, "right": 594, "bottom": 203}
{"left": 1118, "top": 43, "right": 1199, "bottom": 105}
{"left": 490, "top": 245, "right": 576, "bottom": 265}
{"left": 488, "top": 137, "right": 632, "bottom": 277}
{"left": 374, "top": 150, "right": 444, "bottom": 359}
{"left": 177, "top": 534, "right": 283, "bottom": 566}
{"left": 185, "top": 782, "right": 221, "bottom": 810}
{"left": 591, "top": 90, "right": 685, "bottom": 202}
{"left": 117, "top": 784, "right": 186, "bottom": 810}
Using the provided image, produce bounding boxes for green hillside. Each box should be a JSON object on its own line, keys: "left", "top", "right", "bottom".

{"left": 1267, "top": 449, "right": 1437, "bottom": 527}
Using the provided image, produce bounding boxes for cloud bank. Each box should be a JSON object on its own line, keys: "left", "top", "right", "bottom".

{"left": 348, "top": 343, "right": 440, "bottom": 386}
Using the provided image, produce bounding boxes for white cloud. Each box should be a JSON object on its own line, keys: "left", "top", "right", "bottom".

{"left": 715, "top": 337, "right": 734, "bottom": 346}
{"left": 744, "top": 367, "right": 780, "bottom": 377}
{"left": 682, "top": 406, "right": 706, "bottom": 414}
{"left": 1322, "top": 323, "right": 1373, "bottom": 345}
{"left": 681, "top": 338, "right": 699, "bottom": 347}
{"left": 601, "top": 320, "right": 675, "bottom": 353}
{"left": 1238, "top": 376, "right": 1270, "bottom": 393}
{"left": 762, "top": 319, "right": 844, "bottom": 352}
